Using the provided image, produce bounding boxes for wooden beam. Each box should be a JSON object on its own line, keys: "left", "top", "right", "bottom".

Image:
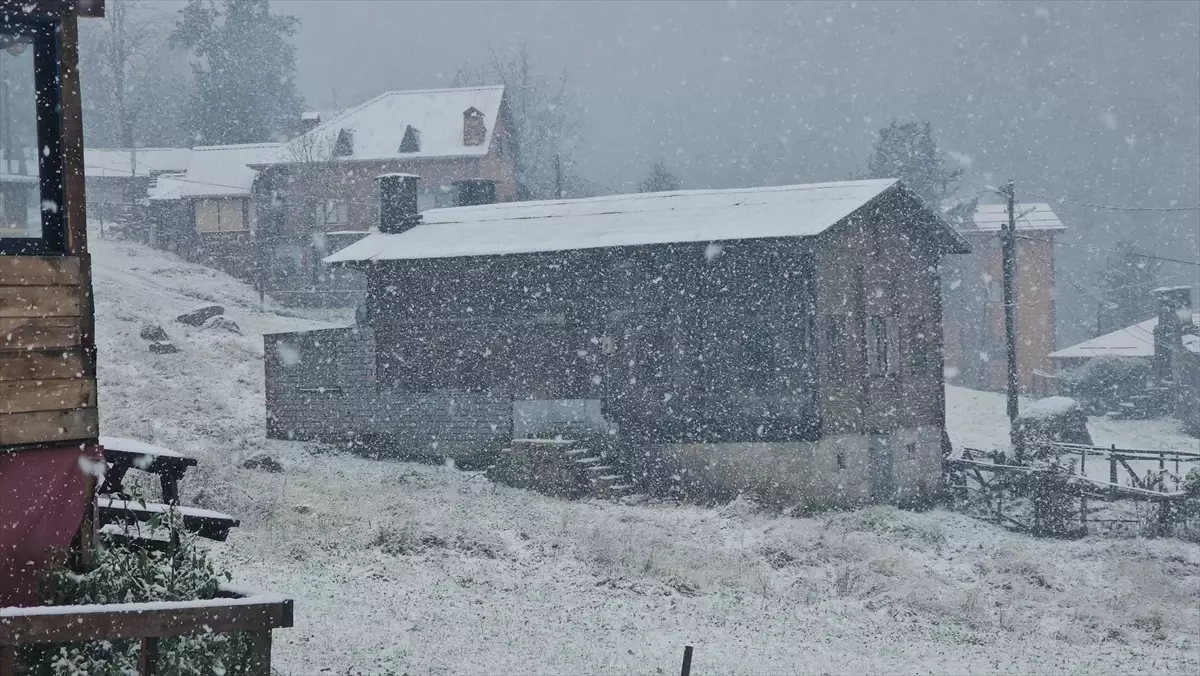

{"left": 0, "top": 257, "right": 81, "bottom": 286}
{"left": 0, "top": 286, "right": 83, "bottom": 318}
{"left": 0, "top": 379, "right": 95, "bottom": 414}
{"left": 0, "top": 408, "right": 97, "bottom": 446}
{"left": 0, "top": 598, "right": 293, "bottom": 645}
{"left": 0, "top": 349, "right": 84, "bottom": 382}
{"left": 0, "top": 317, "right": 83, "bottom": 349}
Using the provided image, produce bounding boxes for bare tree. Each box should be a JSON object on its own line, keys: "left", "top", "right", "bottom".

{"left": 454, "top": 43, "right": 581, "bottom": 200}
{"left": 96, "top": 1, "right": 156, "bottom": 179}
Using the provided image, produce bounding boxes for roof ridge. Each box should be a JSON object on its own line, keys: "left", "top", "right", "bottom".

{"left": 192, "top": 143, "right": 283, "bottom": 151}
{"left": 304, "top": 84, "right": 507, "bottom": 139}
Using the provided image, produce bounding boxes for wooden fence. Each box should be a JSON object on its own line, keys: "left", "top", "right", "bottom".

{"left": 0, "top": 588, "right": 292, "bottom": 676}
{"left": 1047, "top": 442, "right": 1200, "bottom": 492}
{"left": 947, "top": 447, "right": 1194, "bottom": 537}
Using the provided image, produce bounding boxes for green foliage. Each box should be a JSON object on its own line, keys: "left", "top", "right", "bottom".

{"left": 638, "top": 161, "right": 682, "bottom": 193}
{"left": 1059, "top": 356, "right": 1152, "bottom": 414}
{"left": 18, "top": 512, "right": 252, "bottom": 676}
{"left": 171, "top": 0, "right": 302, "bottom": 144}
{"left": 862, "top": 120, "right": 967, "bottom": 221}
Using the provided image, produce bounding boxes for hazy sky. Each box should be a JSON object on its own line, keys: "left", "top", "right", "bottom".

{"left": 122, "top": 1, "right": 1198, "bottom": 340}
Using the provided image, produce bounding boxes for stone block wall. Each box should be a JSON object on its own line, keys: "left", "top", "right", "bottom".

{"left": 264, "top": 326, "right": 511, "bottom": 455}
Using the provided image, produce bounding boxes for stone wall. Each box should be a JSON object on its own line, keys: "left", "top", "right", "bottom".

{"left": 651, "top": 425, "right": 943, "bottom": 508}
{"left": 264, "top": 326, "right": 511, "bottom": 455}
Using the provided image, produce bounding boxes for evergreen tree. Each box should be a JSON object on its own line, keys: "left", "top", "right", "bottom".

{"left": 638, "top": 161, "right": 682, "bottom": 193}
{"left": 170, "top": 0, "right": 302, "bottom": 145}
{"left": 863, "top": 120, "right": 969, "bottom": 223}
{"left": 1096, "top": 239, "right": 1161, "bottom": 334}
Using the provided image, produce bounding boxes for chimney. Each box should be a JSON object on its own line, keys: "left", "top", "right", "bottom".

{"left": 377, "top": 173, "right": 421, "bottom": 234}
{"left": 463, "top": 107, "right": 486, "bottom": 146}
{"left": 454, "top": 179, "right": 496, "bottom": 207}
{"left": 300, "top": 111, "right": 321, "bottom": 134}
{"left": 1151, "top": 285, "right": 1193, "bottom": 382}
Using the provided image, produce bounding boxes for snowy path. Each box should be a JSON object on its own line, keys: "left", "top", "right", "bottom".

{"left": 89, "top": 238, "right": 1200, "bottom": 675}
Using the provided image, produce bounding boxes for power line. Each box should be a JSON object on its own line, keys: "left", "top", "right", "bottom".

{"left": 1019, "top": 188, "right": 1200, "bottom": 213}
{"left": 1014, "top": 234, "right": 1200, "bottom": 268}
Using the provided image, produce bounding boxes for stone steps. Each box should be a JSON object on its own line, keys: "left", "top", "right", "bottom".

{"left": 486, "top": 436, "right": 640, "bottom": 502}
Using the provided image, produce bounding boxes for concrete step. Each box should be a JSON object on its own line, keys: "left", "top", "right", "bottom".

{"left": 563, "top": 448, "right": 591, "bottom": 456}
{"left": 598, "top": 474, "right": 624, "bottom": 482}
{"left": 574, "top": 457, "right": 603, "bottom": 466}
{"left": 583, "top": 465, "right": 614, "bottom": 474}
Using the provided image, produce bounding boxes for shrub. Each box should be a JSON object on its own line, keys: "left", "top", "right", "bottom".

{"left": 1059, "top": 357, "right": 1152, "bottom": 415}
{"left": 18, "top": 512, "right": 253, "bottom": 676}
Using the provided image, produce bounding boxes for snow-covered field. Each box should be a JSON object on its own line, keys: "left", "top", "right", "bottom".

{"left": 90, "top": 236, "right": 1200, "bottom": 675}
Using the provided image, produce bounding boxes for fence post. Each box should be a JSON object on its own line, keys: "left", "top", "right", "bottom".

{"left": 681, "top": 646, "right": 694, "bottom": 676}
{"left": 1080, "top": 448, "right": 1086, "bottom": 476}
{"left": 1109, "top": 446, "right": 1118, "bottom": 485}
{"left": 1079, "top": 494, "right": 1088, "bottom": 532}
{"left": 1158, "top": 501, "right": 1172, "bottom": 538}
{"left": 139, "top": 637, "right": 159, "bottom": 676}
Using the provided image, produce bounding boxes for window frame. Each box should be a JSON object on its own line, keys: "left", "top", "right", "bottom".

{"left": 0, "top": 17, "right": 65, "bottom": 255}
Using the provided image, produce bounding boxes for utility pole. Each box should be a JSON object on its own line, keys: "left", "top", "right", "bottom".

{"left": 1001, "top": 180, "right": 1020, "bottom": 422}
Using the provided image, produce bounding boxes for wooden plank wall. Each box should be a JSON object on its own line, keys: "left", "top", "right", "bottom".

{"left": 0, "top": 256, "right": 98, "bottom": 446}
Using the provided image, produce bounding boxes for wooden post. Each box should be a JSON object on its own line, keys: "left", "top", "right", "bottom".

{"left": 1080, "top": 448, "right": 1086, "bottom": 476}
{"left": 1158, "top": 501, "right": 1172, "bottom": 538}
{"left": 1001, "top": 181, "right": 1019, "bottom": 423}
{"left": 139, "top": 636, "right": 159, "bottom": 676}
{"left": 248, "top": 628, "right": 273, "bottom": 676}
{"left": 1109, "top": 445, "right": 1118, "bottom": 485}
{"left": 0, "top": 645, "right": 15, "bottom": 676}
{"left": 680, "top": 646, "right": 694, "bottom": 676}
{"left": 1079, "top": 495, "right": 1088, "bottom": 532}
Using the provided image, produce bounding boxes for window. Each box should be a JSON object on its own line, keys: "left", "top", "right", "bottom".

{"left": 906, "top": 443, "right": 917, "bottom": 459}
{"left": 0, "top": 20, "right": 64, "bottom": 254}
{"left": 836, "top": 453, "right": 846, "bottom": 470}
{"left": 740, "top": 324, "right": 776, "bottom": 389}
{"left": 825, "top": 315, "right": 845, "bottom": 376}
{"left": 196, "top": 198, "right": 247, "bottom": 232}
{"left": 868, "top": 316, "right": 888, "bottom": 374}
{"left": 319, "top": 199, "right": 348, "bottom": 226}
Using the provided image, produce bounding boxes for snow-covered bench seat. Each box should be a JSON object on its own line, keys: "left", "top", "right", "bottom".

{"left": 98, "top": 436, "right": 198, "bottom": 504}
{"left": 96, "top": 497, "right": 240, "bottom": 542}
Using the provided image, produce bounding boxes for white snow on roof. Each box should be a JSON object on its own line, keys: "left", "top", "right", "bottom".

{"left": 326, "top": 178, "right": 954, "bottom": 263}
{"left": 146, "top": 172, "right": 186, "bottom": 201}
{"left": 266, "top": 85, "right": 505, "bottom": 164}
{"left": 967, "top": 202, "right": 1065, "bottom": 232}
{"left": 150, "top": 143, "right": 281, "bottom": 199}
{"left": 1050, "top": 313, "right": 1200, "bottom": 359}
{"left": 84, "top": 148, "right": 192, "bottom": 179}
{"left": 1023, "top": 396, "right": 1082, "bottom": 419}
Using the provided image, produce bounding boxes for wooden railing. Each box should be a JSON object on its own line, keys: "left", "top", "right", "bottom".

{"left": 0, "top": 589, "right": 292, "bottom": 676}
{"left": 1048, "top": 442, "right": 1200, "bottom": 491}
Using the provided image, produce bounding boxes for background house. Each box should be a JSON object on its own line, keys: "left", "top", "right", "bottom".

{"left": 83, "top": 147, "right": 191, "bottom": 229}
{"left": 251, "top": 85, "right": 517, "bottom": 305}
{"left": 942, "top": 202, "right": 1065, "bottom": 397}
{"left": 146, "top": 143, "right": 281, "bottom": 276}
{"left": 265, "top": 177, "right": 970, "bottom": 507}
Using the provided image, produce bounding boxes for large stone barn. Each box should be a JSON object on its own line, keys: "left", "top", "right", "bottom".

{"left": 265, "top": 177, "right": 970, "bottom": 507}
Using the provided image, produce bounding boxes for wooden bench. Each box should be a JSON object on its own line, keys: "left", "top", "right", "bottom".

{"left": 96, "top": 437, "right": 238, "bottom": 543}
{"left": 96, "top": 496, "right": 240, "bottom": 542}
{"left": 98, "top": 436, "right": 197, "bottom": 505}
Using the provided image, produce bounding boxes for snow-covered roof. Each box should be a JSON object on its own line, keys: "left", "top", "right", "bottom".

{"left": 84, "top": 148, "right": 192, "bottom": 179}
{"left": 149, "top": 143, "right": 281, "bottom": 200}
{"left": 1050, "top": 314, "right": 1200, "bottom": 359}
{"left": 265, "top": 85, "right": 505, "bottom": 165}
{"left": 965, "top": 203, "right": 1066, "bottom": 233}
{"left": 326, "top": 178, "right": 969, "bottom": 263}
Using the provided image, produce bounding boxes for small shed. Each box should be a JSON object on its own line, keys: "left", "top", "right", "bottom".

{"left": 267, "top": 177, "right": 969, "bottom": 507}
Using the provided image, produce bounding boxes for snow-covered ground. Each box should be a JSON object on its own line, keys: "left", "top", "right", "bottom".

{"left": 90, "top": 236, "right": 1200, "bottom": 675}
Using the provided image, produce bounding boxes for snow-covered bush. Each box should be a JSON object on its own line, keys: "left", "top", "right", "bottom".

{"left": 18, "top": 513, "right": 253, "bottom": 676}
{"left": 1059, "top": 357, "right": 1152, "bottom": 415}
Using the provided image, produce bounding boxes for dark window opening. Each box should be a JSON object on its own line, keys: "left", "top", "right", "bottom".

{"left": 836, "top": 453, "right": 846, "bottom": 470}
{"left": 906, "top": 443, "right": 917, "bottom": 459}
{"left": 825, "top": 316, "right": 845, "bottom": 375}
{"left": 740, "top": 325, "right": 776, "bottom": 389}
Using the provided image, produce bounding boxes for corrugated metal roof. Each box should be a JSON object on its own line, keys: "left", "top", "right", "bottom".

{"left": 967, "top": 202, "right": 1066, "bottom": 232}
{"left": 326, "top": 178, "right": 968, "bottom": 263}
